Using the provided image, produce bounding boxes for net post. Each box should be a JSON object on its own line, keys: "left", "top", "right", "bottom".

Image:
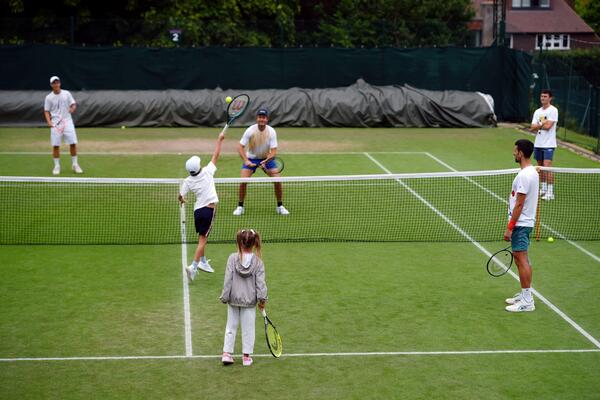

{"left": 535, "top": 167, "right": 542, "bottom": 241}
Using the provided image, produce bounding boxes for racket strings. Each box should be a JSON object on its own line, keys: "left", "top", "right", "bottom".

{"left": 487, "top": 250, "right": 512, "bottom": 276}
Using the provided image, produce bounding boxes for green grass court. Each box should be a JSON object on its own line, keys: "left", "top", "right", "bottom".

{"left": 1, "top": 127, "right": 599, "bottom": 399}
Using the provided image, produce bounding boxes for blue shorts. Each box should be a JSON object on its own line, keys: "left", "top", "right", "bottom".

{"left": 511, "top": 226, "right": 532, "bottom": 252}
{"left": 534, "top": 147, "right": 555, "bottom": 162}
{"left": 194, "top": 207, "right": 215, "bottom": 237}
{"left": 242, "top": 158, "right": 277, "bottom": 173}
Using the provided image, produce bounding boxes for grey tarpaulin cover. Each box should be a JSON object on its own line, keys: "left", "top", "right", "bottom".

{"left": 0, "top": 80, "right": 495, "bottom": 128}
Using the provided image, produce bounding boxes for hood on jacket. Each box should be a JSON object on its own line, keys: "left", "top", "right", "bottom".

{"left": 234, "top": 253, "right": 259, "bottom": 277}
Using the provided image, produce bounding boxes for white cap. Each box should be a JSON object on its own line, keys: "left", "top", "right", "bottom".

{"left": 185, "top": 156, "right": 201, "bottom": 174}
{"left": 49, "top": 76, "right": 60, "bottom": 84}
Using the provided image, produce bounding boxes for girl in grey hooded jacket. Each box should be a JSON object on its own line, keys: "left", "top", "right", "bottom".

{"left": 220, "top": 229, "right": 268, "bottom": 366}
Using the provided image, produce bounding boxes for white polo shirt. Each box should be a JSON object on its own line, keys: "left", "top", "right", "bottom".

{"left": 44, "top": 90, "right": 76, "bottom": 125}
{"left": 180, "top": 162, "right": 219, "bottom": 210}
{"left": 240, "top": 124, "right": 278, "bottom": 159}
{"left": 532, "top": 105, "right": 558, "bottom": 148}
{"left": 508, "top": 165, "right": 539, "bottom": 228}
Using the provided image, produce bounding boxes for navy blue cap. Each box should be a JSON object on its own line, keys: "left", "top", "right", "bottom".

{"left": 256, "top": 108, "right": 269, "bottom": 117}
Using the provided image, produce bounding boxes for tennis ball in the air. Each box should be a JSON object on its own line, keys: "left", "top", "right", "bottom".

{"left": 121, "top": 125, "right": 126, "bottom": 129}
{"left": 225, "top": 96, "right": 233, "bottom": 104}
{"left": 547, "top": 237, "right": 555, "bottom": 243}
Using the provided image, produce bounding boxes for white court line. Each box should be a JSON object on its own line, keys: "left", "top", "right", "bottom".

{"left": 364, "top": 152, "right": 600, "bottom": 350}
{"left": 179, "top": 204, "right": 193, "bottom": 357}
{"left": 424, "top": 152, "right": 600, "bottom": 264}
{"left": 1, "top": 349, "right": 598, "bottom": 362}
{"left": 0, "top": 151, "right": 428, "bottom": 156}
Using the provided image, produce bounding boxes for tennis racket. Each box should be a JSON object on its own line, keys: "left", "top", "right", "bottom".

{"left": 222, "top": 94, "right": 250, "bottom": 134}
{"left": 261, "top": 308, "right": 282, "bottom": 358}
{"left": 486, "top": 246, "right": 513, "bottom": 277}
{"left": 54, "top": 118, "right": 66, "bottom": 135}
{"left": 259, "top": 157, "right": 285, "bottom": 174}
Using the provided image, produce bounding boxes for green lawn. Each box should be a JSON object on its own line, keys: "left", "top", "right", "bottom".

{"left": 1, "top": 127, "right": 599, "bottom": 399}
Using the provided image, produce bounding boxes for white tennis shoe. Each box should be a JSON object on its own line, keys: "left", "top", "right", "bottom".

{"left": 505, "top": 292, "right": 523, "bottom": 305}
{"left": 198, "top": 260, "right": 214, "bottom": 273}
{"left": 505, "top": 300, "right": 535, "bottom": 312}
{"left": 277, "top": 205, "right": 290, "bottom": 215}
{"left": 186, "top": 264, "right": 197, "bottom": 282}
{"left": 233, "top": 206, "right": 245, "bottom": 216}
{"left": 72, "top": 164, "right": 83, "bottom": 174}
{"left": 541, "top": 193, "right": 554, "bottom": 201}
{"left": 52, "top": 165, "right": 60, "bottom": 175}
{"left": 242, "top": 355, "right": 253, "bottom": 366}
{"left": 222, "top": 352, "right": 234, "bottom": 365}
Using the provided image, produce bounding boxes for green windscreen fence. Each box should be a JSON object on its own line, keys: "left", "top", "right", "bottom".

{"left": 0, "top": 45, "right": 531, "bottom": 121}
{"left": 533, "top": 56, "right": 600, "bottom": 154}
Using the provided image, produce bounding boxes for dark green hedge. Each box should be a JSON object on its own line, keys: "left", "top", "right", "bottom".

{"left": 534, "top": 49, "right": 600, "bottom": 86}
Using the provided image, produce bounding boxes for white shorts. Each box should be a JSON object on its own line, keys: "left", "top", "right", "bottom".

{"left": 50, "top": 120, "right": 78, "bottom": 147}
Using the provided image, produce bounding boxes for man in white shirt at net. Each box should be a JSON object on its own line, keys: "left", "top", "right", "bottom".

{"left": 530, "top": 89, "right": 558, "bottom": 201}
{"left": 179, "top": 130, "right": 225, "bottom": 281}
{"left": 43, "top": 76, "right": 83, "bottom": 175}
{"left": 233, "top": 108, "right": 289, "bottom": 216}
{"left": 504, "top": 139, "right": 539, "bottom": 312}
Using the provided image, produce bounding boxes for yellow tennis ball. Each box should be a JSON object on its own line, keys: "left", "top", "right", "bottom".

{"left": 225, "top": 96, "right": 232, "bottom": 104}
{"left": 547, "top": 237, "right": 554, "bottom": 243}
{"left": 121, "top": 125, "right": 126, "bottom": 129}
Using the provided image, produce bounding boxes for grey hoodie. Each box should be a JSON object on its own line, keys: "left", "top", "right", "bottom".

{"left": 220, "top": 252, "right": 268, "bottom": 307}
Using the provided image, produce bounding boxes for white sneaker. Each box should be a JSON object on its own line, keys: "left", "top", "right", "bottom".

{"left": 505, "top": 292, "right": 522, "bottom": 305}
{"left": 542, "top": 193, "right": 554, "bottom": 201}
{"left": 277, "top": 205, "right": 290, "bottom": 215}
{"left": 52, "top": 165, "right": 60, "bottom": 175}
{"left": 186, "top": 264, "right": 197, "bottom": 282}
{"left": 72, "top": 164, "right": 83, "bottom": 174}
{"left": 242, "top": 355, "right": 253, "bottom": 366}
{"left": 222, "top": 352, "right": 234, "bottom": 365}
{"left": 198, "top": 260, "right": 214, "bottom": 273}
{"left": 233, "top": 206, "right": 245, "bottom": 216}
{"left": 505, "top": 300, "right": 535, "bottom": 312}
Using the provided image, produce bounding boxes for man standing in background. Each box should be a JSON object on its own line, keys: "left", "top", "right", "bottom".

{"left": 530, "top": 89, "right": 557, "bottom": 200}
{"left": 44, "top": 76, "right": 83, "bottom": 175}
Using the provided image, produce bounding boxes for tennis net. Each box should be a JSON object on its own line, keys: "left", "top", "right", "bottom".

{"left": 1, "top": 167, "right": 598, "bottom": 245}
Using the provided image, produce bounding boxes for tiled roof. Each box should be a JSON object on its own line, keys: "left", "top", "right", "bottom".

{"left": 506, "top": 0, "right": 595, "bottom": 33}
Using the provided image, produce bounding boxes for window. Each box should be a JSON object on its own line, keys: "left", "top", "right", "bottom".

{"left": 513, "top": 0, "right": 549, "bottom": 8}
{"left": 537, "top": 34, "right": 570, "bottom": 50}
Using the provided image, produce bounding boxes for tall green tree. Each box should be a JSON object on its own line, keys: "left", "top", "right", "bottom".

{"left": 575, "top": 0, "right": 600, "bottom": 33}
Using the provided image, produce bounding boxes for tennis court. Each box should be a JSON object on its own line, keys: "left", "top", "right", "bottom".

{"left": 1, "top": 126, "right": 599, "bottom": 399}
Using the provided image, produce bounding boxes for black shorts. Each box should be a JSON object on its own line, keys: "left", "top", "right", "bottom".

{"left": 194, "top": 207, "right": 215, "bottom": 237}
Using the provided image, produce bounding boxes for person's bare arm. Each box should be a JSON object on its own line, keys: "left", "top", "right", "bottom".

{"left": 210, "top": 131, "right": 226, "bottom": 165}
{"left": 260, "top": 148, "right": 278, "bottom": 168}
{"left": 178, "top": 194, "right": 185, "bottom": 205}
{"left": 504, "top": 193, "right": 526, "bottom": 241}
{"left": 540, "top": 120, "right": 555, "bottom": 130}
{"left": 44, "top": 110, "right": 53, "bottom": 127}
{"left": 238, "top": 143, "right": 255, "bottom": 167}
{"left": 69, "top": 103, "right": 77, "bottom": 114}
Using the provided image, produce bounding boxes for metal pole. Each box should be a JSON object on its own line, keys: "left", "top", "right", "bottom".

{"left": 564, "top": 57, "right": 573, "bottom": 141}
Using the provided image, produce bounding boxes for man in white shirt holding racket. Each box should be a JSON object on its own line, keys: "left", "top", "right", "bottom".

{"left": 44, "top": 76, "right": 83, "bottom": 175}
{"left": 504, "top": 139, "right": 539, "bottom": 313}
{"left": 233, "top": 108, "right": 289, "bottom": 216}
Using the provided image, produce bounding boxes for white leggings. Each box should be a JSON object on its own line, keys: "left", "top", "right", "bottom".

{"left": 223, "top": 305, "right": 256, "bottom": 355}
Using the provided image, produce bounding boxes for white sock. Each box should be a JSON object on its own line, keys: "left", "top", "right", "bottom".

{"left": 71, "top": 155, "right": 78, "bottom": 166}
{"left": 522, "top": 288, "right": 533, "bottom": 303}
{"left": 53, "top": 158, "right": 60, "bottom": 167}
{"left": 542, "top": 182, "right": 547, "bottom": 193}
{"left": 547, "top": 184, "right": 553, "bottom": 195}
{"left": 192, "top": 260, "right": 199, "bottom": 268}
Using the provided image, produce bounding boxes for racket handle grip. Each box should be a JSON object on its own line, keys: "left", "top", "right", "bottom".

{"left": 260, "top": 308, "right": 267, "bottom": 317}
{"left": 222, "top": 123, "right": 229, "bottom": 134}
